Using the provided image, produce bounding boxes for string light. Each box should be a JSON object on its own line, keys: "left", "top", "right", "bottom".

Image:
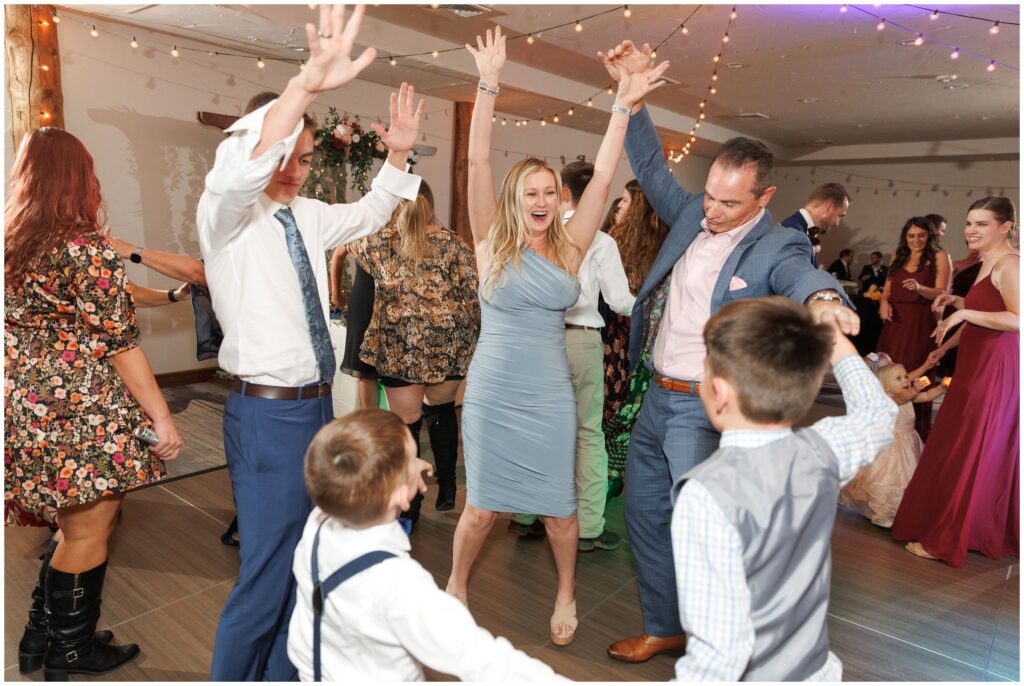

{"left": 607, "top": 87, "right": 614, "bottom": 94}
{"left": 541, "top": 118, "right": 547, "bottom": 126}
{"left": 389, "top": 56, "right": 397, "bottom": 66}
{"left": 710, "top": 86, "right": 717, "bottom": 94}
{"left": 730, "top": 7, "right": 737, "bottom": 20}
{"left": 623, "top": 5, "right": 631, "bottom": 18}
{"left": 950, "top": 47, "right": 960, "bottom": 59}
{"left": 432, "top": 50, "right": 439, "bottom": 58}
{"left": 492, "top": 115, "right": 496, "bottom": 122}
{"left": 90, "top": 25, "right": 98, "bottom": 37}
{"left": 300, "top": 60, "right": 306, "bottom": 70}
{"left": 51, "top": 11, "right": 60, "bottom": 24}
{"left": 987, "top": 60, "right": 996, "bottom": 71}
{"left": 171, "top": 45, "right": 179, "bottom": 57}
{"left": 681, "top": 26, "right": 689, "bottom": 35}
{"left": 567, "top": 108, "right": 574, "bottom": 115}
{"left": 722, "top": 33, "right": 730, "bottom": 43}
{"left": 575, "top": 20, "right": 582, "bottom": 32}
{"left": 553, "top": 115, "right": 559, "bottom": 123}
{"left": 914, "top": 34, "right": 924, "bottom": 46}
{"left": 40, "top": 18, "right": 49, "bottom": 27}
{"left": 40, "top": 111, "right": 51, "bottom": 120}
{"left": 713, "top": 54, "right": 720, "bottom": 63}
{"left": 527, "top": 34, "right": 534, "bottom": 45}
{"left": 876, "top": 19, "right": 886, "bottom": 31}
{"left": 39, "top": 64, "right": 49, "bottom": 71}
{"left": 130, "top": 36, "right": 138, "bottom": 48}
{"left": 586, "top": 98, "right": 593, "bottom": 107}
{"left": 257, "top": 56, "right": 265, "bottom": 69}
{"left": 930, "top": 10, "right": 939, "bottom": 20}
{"left": 501, "top": 119, "right": 507, "bottom": 126}
{"left": 989, "top": 21, "right": 1000, "bottom": 35}
{"left": 840, "top": 4, "right": 847, "bottom": 12}
{"left": 650, "top": 51, "right": 656, "bottom": 58}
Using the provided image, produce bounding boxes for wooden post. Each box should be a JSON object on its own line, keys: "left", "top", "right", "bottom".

{"left": 450, "top": 101, "right": 473, "bottom": 245}
{"left": 6, "top": 4, "right": 64, "bottom": 149}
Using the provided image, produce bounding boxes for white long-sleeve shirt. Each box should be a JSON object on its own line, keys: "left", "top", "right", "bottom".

{"left": 196, "top": 101, "right": 420, "bottom": 386}
{"left": 671, "top": 354, "right": 898, "bottom": 681}
{"left": 287, "top": 509, "right": 567, "bottom": 682}
{"left": 563, "top": 211, "right": 636, "bottom": 327}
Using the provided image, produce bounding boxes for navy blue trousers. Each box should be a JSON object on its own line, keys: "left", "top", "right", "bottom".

{"left": 624, "top": 383, "right": 720, "bottom": 637}
{"left": 211, "top": 386, "right": 333, "bottom": 681}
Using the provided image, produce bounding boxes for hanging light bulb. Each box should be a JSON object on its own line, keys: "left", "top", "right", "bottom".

{"left": 501, "top": 119, "right": 507, "bottom": 126}
{"left": 930, "top": 9, "right": 939, "bottom": 20}
{"left": 713, "top": 54, "right": 720, "bottom": 63}
{"left": 389, "top": 56, "right": 397, "bottom": 66}
{"left": 515, "top": 120, "right": 521, "bottom": 127}
{"left": 840, "top": 4, "right": 847, "bottom": 12}
{"left": 699, "top": 112, "right": 706, "bottom": 120}
{"left": 722, "top": 33, "right": 729, "bottom": 43}
{"left": 51, "top": 11, "right": 60, "bottom": 23}
{"left": 694, "top": 121, "right": 701, "bottom": 129}
{"left": 308, "top": 3, "right": 317, "bottom": 9}
{"left": 522, "top": 119, "right": 528, "bottom": 127}
{"left": 39, "top": 64, "right": 49, "bottom": 71}
{"left": 607, "top": 87, "right": 614, "bottom": 95}
{"left": 41, "top": 111, "right": 51, "bottom": 120}
{"left": 432, "top": 50, "right": 439, "bottom": 58}
{"left": 690, "top": 135, "right": 696, "bottom": 142}
{"left": 987, "top": 60, "right": 996, "bottom": 72}
{"left": 527, "top": 33, "right": 534, "bottom": 45}
{"left": 130, "top": 36, "right": 138, "bottom": 48}
{"left": 710, "top": 86, "right": 717, "bottom": 94}
{"left": 257, "top": 56, "right": 265, "bottom": 69}
{"left": 990, "top": 21, "right": 1000, "bottom": 35}
{"left": 730, "top": 7, "right": 737, "bottom": 19}
{"left": 171, "top": 45, "right": 180, "bottom": 57}
{"left": 567, "top": 108, "right": 574, "bottom": 116}
{"left": 876, "top": 19, "right": 885, "bottom": 31}
{"left": 681, "top": 25, "right": 689, "bottom": 35}
{"left": 699, "top": 100, "right": 706, "bottom": 107}
{"left": 913, "top": 34, "right": 924, "bottom": 46}
{"left": 541, "top": 118, "right": 547, "bottom": 126}
{"left": 623, "top": 5, "right": 631, "bottom": 18}
{"left": 90, "top": 25, "right": 98, "bottom": 37}
{"left": 711, "top": 73, "right": 718, "bottom": 81}
{"left": 575, "top": 20, "right": 582, "bottom": 32}
{"left": 40, "top": 18, "right": 49, "bottom": 27}
{"left": 300, "top": 60, "right": 306, "bottom": 70}
{"left": 553, "top": 115, "right": 559, "bottom": 123}
{"left": 950, "top": 47, "right": 960, "bottom": 59}
{"left": 492, "top": 115, "right": 496, "bottom": 122}
{"left": 651, "top": 51, "right": 656, "bottom": 58}
{"left": 586, "top": 98, "right": 593, "bottom": 107}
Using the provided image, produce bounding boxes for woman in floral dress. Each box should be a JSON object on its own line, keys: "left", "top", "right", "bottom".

{"left": 5, "top": 128, "right": 181, "bottom": 679}
{"left": 349, "top": 180, "right": 480, "bottom": 516}
{"left": 602, "top": 179, "right": 669, "bottom": 495}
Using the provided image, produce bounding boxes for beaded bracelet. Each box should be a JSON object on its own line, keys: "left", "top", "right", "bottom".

{"left": 477, "top": 81, "right": 500, "bottom": 97}
{"left": 610, "top": 104, "right": 631, "bottom": 116}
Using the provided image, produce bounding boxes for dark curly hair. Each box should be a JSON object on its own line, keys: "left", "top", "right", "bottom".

{"left": 891, "top": 216, "right": 937, "bottom": 272}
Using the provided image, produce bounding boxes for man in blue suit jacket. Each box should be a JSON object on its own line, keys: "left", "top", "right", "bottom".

{"left": 600, "top": 41, "right": 860, "bottom": 664}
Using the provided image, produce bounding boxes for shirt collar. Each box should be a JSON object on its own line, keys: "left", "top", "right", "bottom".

{"left": 563, "top": 209, "right": 575, "bottom": 222}
{"left": 719, "top": 427, "right": 793, "bottom": 449}
{"left": 799, "top": 208, "right": 816, "bottom": 229}
{"left": 317, "top": 509, "right": 412, "bottom": 553}
{"left": 259, "top": 192, "right": 287, "bottom": 216}
{"left": 699, "top": 208, "right": 765, "bottom": 242}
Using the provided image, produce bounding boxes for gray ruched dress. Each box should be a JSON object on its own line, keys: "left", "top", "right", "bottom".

{"left": 462, "top": 248, "right": 580, "bottom": 517}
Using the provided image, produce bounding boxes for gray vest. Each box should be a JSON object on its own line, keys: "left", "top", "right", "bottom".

{"left": 677, "top": 429, "right": 838, "bottom": 681}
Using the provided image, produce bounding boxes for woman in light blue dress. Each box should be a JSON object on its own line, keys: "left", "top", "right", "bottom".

{"left": 445, "top": 27, "right": 669, "bottom": 645}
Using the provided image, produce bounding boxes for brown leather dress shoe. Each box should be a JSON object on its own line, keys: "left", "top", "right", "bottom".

{"left": 607, "top": 633, "right": 687, "bottom": 663}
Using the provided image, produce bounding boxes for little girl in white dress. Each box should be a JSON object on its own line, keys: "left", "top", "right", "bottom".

{"left": 839, "top": 353, "right": 947, "bottom": 527}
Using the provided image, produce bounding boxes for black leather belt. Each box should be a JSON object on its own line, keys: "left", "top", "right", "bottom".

{"left": 565, "top": 324, "right": 600, "bottom": 331}
{"left": 232, "top": 379, "right": 332, "bottom": 400}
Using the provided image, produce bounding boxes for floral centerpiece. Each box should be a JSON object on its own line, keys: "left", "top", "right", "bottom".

{"left": 304, "top": 107, "right": 389, "bottom": 204}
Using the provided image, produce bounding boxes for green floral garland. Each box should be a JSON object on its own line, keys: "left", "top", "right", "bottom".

{"left": 304, "top": 107, "right": 390, "bottom": 203}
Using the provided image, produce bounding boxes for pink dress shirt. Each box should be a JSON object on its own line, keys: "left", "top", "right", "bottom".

{"left": 652, "top": 210, "right": 764, "bottom": 381}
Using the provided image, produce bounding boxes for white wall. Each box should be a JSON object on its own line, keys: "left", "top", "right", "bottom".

{"left": 769, "top": 159, "right": 1020, "bottom": 270}
{"left": 27, "top": 12, "right": 706, "bottom": 375}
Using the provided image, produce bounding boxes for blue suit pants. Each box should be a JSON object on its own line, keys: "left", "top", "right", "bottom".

{"left": 211, "top": 387, "right": 333, "bottom": 681}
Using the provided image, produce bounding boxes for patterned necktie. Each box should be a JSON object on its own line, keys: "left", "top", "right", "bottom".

{"left": 274, "top": 207, "right": 336, "bottom": 385}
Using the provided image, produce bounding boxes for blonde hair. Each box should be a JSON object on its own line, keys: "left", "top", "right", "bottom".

{"left": 398, "top": 180, "right": 437, "bottom": 263}
{"left": 481, "top": 158, "right": 579, "bottom": 299}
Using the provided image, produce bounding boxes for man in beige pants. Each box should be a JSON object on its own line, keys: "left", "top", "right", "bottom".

{"left": 509, "top": 161, "right": 635, "bottom": 551}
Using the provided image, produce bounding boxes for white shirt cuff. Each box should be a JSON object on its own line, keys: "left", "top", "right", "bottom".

{"left": 373, "top": 160, "right": 422, "bottom": 200}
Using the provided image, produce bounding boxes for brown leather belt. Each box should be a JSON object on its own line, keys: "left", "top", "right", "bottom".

{"left": 652, "top": 371, "right": 701, "bottom": 395}
{"left": 232, "top": 379, "right": 332, "bottom": 400}
{"left": 565, "top": 323, "right": 600, "bottom": 331}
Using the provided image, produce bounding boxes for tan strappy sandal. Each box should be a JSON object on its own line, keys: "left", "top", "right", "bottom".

{"left": 550, "top": 600, "right": 578, "bottom": 646}
{"left": 905, "top": 542, "right": 939, "bottom": 560}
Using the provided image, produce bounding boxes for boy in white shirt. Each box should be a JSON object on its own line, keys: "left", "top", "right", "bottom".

{"left": 288, "top": 409, "right": 565, "bottom": 681}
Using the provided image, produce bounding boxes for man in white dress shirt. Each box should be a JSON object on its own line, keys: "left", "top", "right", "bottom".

{"left": 196, "top": 6, "right": 422, "bottom": 680}
{"left": 509, "top": 161, "right": 635, "bottom": 551}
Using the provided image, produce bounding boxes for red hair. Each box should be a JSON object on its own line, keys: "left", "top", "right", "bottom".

{"left": 5, "top": 128, "right": 107, "bottom": 283}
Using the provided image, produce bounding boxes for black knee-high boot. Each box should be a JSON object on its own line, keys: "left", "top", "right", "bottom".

{"left": 399, "top": 418, "right": 424, "bottom": 527}
{"left": 423, "top": 402, "right": 458, "bottom": 511}
{"left": 43, "top": 561, "right": 139, "bottom": 681}
{"left": 18, "top": 540, "right": 113, "bottom": 675}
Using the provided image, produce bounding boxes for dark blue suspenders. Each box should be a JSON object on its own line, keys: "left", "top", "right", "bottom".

{"left": 311, "top": 521, "right": 396, "bottom": 682}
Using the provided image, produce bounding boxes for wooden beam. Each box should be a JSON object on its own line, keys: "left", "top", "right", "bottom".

{"left": 5, "top": 4, "right": 64, "bottom": 149}
{"left": 450, "top": 101, "right": 473, "bottom": 245}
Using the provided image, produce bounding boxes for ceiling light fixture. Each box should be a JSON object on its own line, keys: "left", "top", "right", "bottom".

{"left": 989, "top": 21, "right": 1000, "bottom": 35}
{"left": 130, "top": 36, "right": 138, "bottom": 48}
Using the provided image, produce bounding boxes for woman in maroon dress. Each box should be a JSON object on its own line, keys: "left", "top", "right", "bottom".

{"left": 878, "top": 217, "right": 950, "bottom": 439}
{"left": 892, "top": 196, "right": 1019, "bottom": 567}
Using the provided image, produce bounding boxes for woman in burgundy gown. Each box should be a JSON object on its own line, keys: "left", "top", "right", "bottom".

{"left": 878, "top": 217, "right": 950, "bottom": 439}
{"left": 892, "top": 196, "right": 1019, "bottom": 567}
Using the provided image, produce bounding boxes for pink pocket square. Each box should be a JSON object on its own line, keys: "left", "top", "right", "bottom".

{"left": 729, "top": 276, "right": 748, "bottom": 291}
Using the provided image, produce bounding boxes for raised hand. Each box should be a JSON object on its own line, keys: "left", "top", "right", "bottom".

{"left": 297, "top": 5, "right": 377, "bottom": 94}
{"left": 370, "top": 83, "right": 425, "bottom": 154}
{"left": 466, "top": 26, "right": 506, "bottom": 82}
{"left": 598, "top": 40, "right": 653, "bottom": 82}
{"left": 616, "top": 59, "right": 671, "bottom": 108}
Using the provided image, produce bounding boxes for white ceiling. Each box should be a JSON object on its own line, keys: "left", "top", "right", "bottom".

{"left": 63, "top": 4, "right": 1020, "bottom": 160}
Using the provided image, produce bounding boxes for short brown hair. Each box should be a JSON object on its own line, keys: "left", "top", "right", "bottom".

{"left": 304, "top": 409, "right": 411, "bottom": 526}
{"left": 806, "top": 183, "right": 849, "bottom": 207}
{"left": 560, "top": 160, "right": 594, "bottom": 205}
{"left": 245, "top": 90, "right": 317, "bottom": 132}
{"left": 704, "top": 297, "right": 833, "bottom": 424}
{"left": 711, "top": 137, "right": 774, "bottom": 198}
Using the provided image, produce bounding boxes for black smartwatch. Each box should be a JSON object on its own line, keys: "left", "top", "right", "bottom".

{"left": 130, "top": 247, "right": 143, "bottom": 264}
{"left": 167, "top": 289, "right": 177, "bottom": 303}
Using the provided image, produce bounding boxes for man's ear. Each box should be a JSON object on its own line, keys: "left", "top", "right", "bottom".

{"left": 757, "top": 185, "right": 777, "bottom": 209}
{"left": 561, "top": 186, "right": 572, "bottom": 204}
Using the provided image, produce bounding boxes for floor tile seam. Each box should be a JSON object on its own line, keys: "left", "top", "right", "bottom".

{"left": 102, "top": 576, "right": 238, "bottom": 632}
{"left": 157, "top": 483, "right": 232, "bottom": 528}
{"left": 982, "top": 569, "right": 1016, "bottom": 677}
{"left": 827, "top": 611, "right": 987, "bottom": 673}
